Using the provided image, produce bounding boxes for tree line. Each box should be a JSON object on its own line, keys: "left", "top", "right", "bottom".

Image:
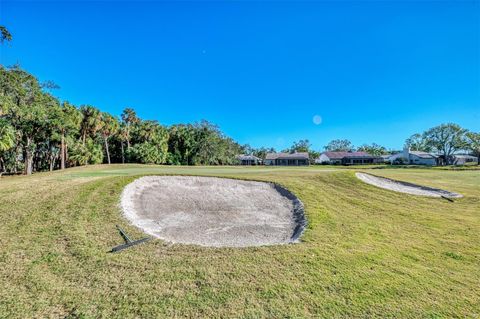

{"left": 1, "top": 64, "right": 478, "bottom": 175}
{"left": 0, "top": 65, "right": 245, "bottom": 175}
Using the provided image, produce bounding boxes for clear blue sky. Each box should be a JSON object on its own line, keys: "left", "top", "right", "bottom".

{"left": 1, "top": 1, "right": 479, "bottom": 151}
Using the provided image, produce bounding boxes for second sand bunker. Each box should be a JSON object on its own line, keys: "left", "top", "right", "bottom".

{"left": 356, "top": 172, "right": 462, "bottom": 198}
{"left": 121, "top": 176, "right": 306, "bottom": 247}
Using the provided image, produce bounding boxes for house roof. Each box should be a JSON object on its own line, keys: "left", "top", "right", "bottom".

{"left": 265, "top": 152, "right": 309, "bottom": 160}
{"left": 321, "top": 151, "right": 379, "bottom": 159}
{"left": 237, "top": 154, "right": 261, "bottom": 161}
{"left": 454, "top": 154, "right": 478, "bottom": 159}
{"left": 410, "top": 151, "right": 437, "bottom": 159}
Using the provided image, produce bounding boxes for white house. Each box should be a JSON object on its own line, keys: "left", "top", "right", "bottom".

{"left": 389, "top": 148, "right": 437, "bottom": 165}
{"left": 316, "top": 151, "right": 383, "bottom": 165}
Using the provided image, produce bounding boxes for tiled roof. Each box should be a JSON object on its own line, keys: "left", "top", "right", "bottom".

{"left": 410, "top": 151, "right": 436, "bottom": 159}
{"left": 265, "top": 152, "right": 309, "bottom": 160}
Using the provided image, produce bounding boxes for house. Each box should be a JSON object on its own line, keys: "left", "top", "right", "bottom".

{"left": 236, "top": 154, "right": 262, "bottom": 165}
{"left": 264, "top": 152, "right": 309, "bottom": 166}
{"left": 381, "top": 154, "right": 393, "bottom": 163}
{"left": 451, "top": 154, "right": 478, "bottom": 165}
{"left": 315, "top": 151, "right": 383, "bottom": 165}
{"left": 389, "top": 148, "right": 437, "bottom": 165}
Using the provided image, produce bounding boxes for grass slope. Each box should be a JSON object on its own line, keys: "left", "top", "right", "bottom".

{"left": 0, "top": 165, "right": 479, "bottom": 318}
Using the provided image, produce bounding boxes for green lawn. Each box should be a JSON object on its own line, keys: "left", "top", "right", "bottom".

{"left": 0, "top": 165, "right": 479, "bottom": 318}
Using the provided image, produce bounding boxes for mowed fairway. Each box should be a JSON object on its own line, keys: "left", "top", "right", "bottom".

{"left": 0, "top": 165, "right": 479, "bottom": 318}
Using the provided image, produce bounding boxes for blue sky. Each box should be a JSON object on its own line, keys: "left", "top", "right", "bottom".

{"left": 1, "top": 1, "right": 479, "bottom": 151}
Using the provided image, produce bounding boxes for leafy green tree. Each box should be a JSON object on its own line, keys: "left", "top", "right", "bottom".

{"left": 252, "top": 147, "right": 275, "bottom": 160}
{"left": 284, "top": 139, "right": 319, "bottom": 162}
{"left": 190, "top": 120, "right": 239, "bottom": 165}
{"left": 58, "top": 102, "right": 81, "bottom": 169}
{"left": 130, "top": 120, "right": 169, "bottom": 164}
{"left": 0, "top": 119, "right": 15, "bottom": 173}
{"left": 167, "top": 124, "right": 196, "bottom": 165}
{"left": 69, "top": 138, "right": 103, "bottom": 166}
{"left": 241, "top": 144, "right": 254, "bottom": 156}
{"left": 465, "top": 131, "right": 480, "bottom": 159}
{"left": 404, "top": 133, "right": 431, "bottom": 152}
{"left": 324, "top": 139, "right": 354, "bottom": 152}
{"left": 0, "top": 26, "right": 12, "bottom": 43}
{"left": 288, "top": 140, "right": 311, "bottom": 153}
{"left": 38, "top": 98, "right": 62, "bottom": 171}
{"left": 0, "top": 66, "right": 55, "bottom": 174}
{"left": 127, "top": 142, "right": 165, "bottom": 164}
{"left": 423, "top": 123, "right": 468, "bottom": 165}
{"left": 0, "top": 67, "right": 17, "bottom": 116}
{"left": 0, "top": 119, "right": 14, "bottom": 152}
{"left": 357, "top": 143, "right": 387, "bottom": 156}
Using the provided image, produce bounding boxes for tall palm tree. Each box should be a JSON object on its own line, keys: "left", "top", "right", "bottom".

{"left": 118, "top": 123, "right": 129, "bottom": 164}
{"left": 121, "top": 107, "right": 139, "bottom": 149}
{"left": 100, "top": 113, "right": 119, "bottom": 164}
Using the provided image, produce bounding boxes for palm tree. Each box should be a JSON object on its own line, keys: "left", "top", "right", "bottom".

{"left": 79, "top": 105, "right": 101, "bottom": 145}
{"left": 136, "top": 120, "right": 159, "bottom": 142}
{"left": 100, "top": 113, "right": 119, "bottom": 164}
{"left": 121, "top": 107, "right": 139, "bottom": 149}
{"left": 118, "top": 123, "right": 129, "bottom": 164}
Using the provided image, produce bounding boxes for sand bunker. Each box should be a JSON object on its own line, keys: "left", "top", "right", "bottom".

{"left": 120, "top": 176, "right": 306, "bottom": 247}
{"left": 356, "top": 172, "right": 462, "bottom": 198}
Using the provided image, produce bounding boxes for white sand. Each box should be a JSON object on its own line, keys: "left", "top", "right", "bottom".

{"left": 120, "top": 176, "right": 306, "bottom": 247}
{"left": 356, "top": 172, "right": 462, "bottom": 198}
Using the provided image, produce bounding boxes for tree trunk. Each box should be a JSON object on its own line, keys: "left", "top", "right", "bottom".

{"left": 49, "top": 155, "right": 54, "bottom": 171}
{"left": 13, "top": 147, "right": 17, "bottom": 174}
{"left": 121, "top": 141, "right": 125, "bottom": 164}
{"left": 60, "top": 132, "right": 66, "bottom": 170}
{"left": 65, "top": 142, "right": 69, "bottom": 168}
{"left": 104, "top": 135, "right": 111, "bottom": 164}
{"left": 24, "top": 137, "right": 33, "bottom": 175}
{"left": 0, "top": 157, "right": 4, "bottom": 176}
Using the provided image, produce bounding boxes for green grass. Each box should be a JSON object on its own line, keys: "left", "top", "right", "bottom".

{"left": 0, "top": 165, "right": 479, "bottom": 318}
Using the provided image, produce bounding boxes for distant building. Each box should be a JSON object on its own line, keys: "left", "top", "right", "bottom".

{"left": 389, "top": 148, "right": 437, "bottom": 165}
{"left": 451, "top": 154, "right": 478, "bottom": 165}
{"left": 315, "top": 151, "right": 383, "bottom": 165}
{"left": 264, "top": 152, "right": 309, "bottom": 166}
{"left": 381, "top": 154, "right": 393, "bottom": 163}
{"left": 436, "top": 154, "right": 479, "bottom": 166}
{"left": 236, "top": 155, "right": 262, "bottom": 165}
